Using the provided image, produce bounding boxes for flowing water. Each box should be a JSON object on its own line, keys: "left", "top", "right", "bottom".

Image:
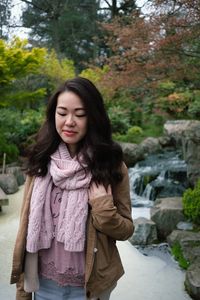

{"left": 129, "top": 149, "right": 188, "bottom": 220}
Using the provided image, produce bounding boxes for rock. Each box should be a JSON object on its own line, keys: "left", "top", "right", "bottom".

{"left": 140, "top": 137, "right": 162, "bottom": 154}
{"left": 6, "top": 166, "right": 25, "bottom": 186}
{"left": 176, "top": 221, "right": 193, "bottom": 231}
{"left": 182, "top": 121, "right": 200, "bottom": 186}
{"left": 0, "top": 187, "right": 9, "bottom": 209}
{"left": 167, "top": 230, "right": 200, "bottom": 263}
{"left": 185, "top": 261, "right": 200, "bottom": 300}
{"left": 158, "top": 135, "right": 174, "bottom": 147}
{"left": 129, "top": 217, "right": 157, "bottom": 245}
{"left": 119, "top": 142, "right": 144, "bottom": 167}
{"left": 0, "top": 174, "right": 19, "bottom": 194}
{"left": 167, "top": 230, "right": 200, "bottom": 300}
{"left": 150, "top": 197, "right": 185, "bottom": 240}
{"left": 164, "top": 120, "right": 198, "bottom": 145}
{"left": 164, "top": 120, "right": 200, "bottom": 186}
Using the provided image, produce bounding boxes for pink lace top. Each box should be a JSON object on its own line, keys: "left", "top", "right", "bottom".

{"left": 38, "top": 185, "right": 85, "bottom": 287}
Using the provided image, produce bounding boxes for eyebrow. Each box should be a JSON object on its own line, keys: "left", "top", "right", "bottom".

{"left": 57, "top": 106, "right": 85, "bottom": 111}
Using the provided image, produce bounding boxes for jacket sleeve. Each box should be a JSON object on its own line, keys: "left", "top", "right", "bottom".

{"left": 16, "top": 274, "right": 32, "bottom": 300}
{"left": 89, "top": 162, "right": 134, "bottom": 240}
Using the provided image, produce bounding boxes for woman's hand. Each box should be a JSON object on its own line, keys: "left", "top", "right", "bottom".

{"left": 89, "top": 182, "right": 112, "bottom": 200}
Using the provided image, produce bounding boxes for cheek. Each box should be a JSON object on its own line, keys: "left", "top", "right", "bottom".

{"left": 55, "top": 117, "right": 62, "bottom": 132}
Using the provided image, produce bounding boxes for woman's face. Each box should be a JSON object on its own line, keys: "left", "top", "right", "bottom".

{"left": 55, "top": 91, "right": 88, "bottom": 156}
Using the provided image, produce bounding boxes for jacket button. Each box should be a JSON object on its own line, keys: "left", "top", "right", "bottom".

{"left": 94, "top": 247, "right": 98, "bottom": 253}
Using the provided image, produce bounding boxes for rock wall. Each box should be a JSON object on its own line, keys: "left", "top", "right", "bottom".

{"left": 164, "top": 120, "right": 200, "bottom": 186}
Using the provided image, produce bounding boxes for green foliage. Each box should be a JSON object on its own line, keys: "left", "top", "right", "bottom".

{"left": 158, "top": 80, "right": 176, "bottom": 95}
{"left": 22, "top": 0, "right": 101, "bottom": 70}
{"left": 183, "top": 180, "right": 200, "bottom": 225}
{"left": 0, "top": 108, "right": 44, "bottom": 162}
{"left": 113, "top": 126, "right": 143, "bottom": 144}
{"left": 171, "top": 242, "right": 190, "bottom": 270}
{"left": 40, "top": 50, "right": 76, "bottom": 91}
{"left": 126, "top": 126, "right": 143, "bottom": 142}
{"left": 1, "top": 88, "right": 46, "bottom": 109}
{"left": 0, "top": 39, "right": 77, "bottom": 110}
{"left": 188, "top": 90, "right": 200, "bottom": 118}
{"left": 0, "top": 38, "right": 46, "bottom": 86}
{"left": 79, "top": 65, "right": 110, "bottom": 99}
{"left": 108, "top": 105, "right": 131, "bottom": 134}
{"left": 0, "top": 133, "right": 19, "bottom": 164}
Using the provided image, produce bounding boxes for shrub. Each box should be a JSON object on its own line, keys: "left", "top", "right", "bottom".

{"left": 108, "top": 106, "right": 130, "bottom": 134}
{"left": 0, "top": 108, "right": 44, "bottom": 162}
{"left": 183, "top": 180, "right": 200, "bottom": 225}
{"left": 0, "top": 133, "right": 19, "bottom": 164}
{"left": 126, "top": 126, "right": 143, "bottom": 141}
{"left": 112, "top": 126, "right": 143, "bottom": 144}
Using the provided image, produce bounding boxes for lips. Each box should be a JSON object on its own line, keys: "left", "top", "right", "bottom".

{"left": 63, "top": 130, "right": 77, "bottom": 137}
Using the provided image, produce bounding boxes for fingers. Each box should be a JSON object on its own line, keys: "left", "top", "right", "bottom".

{"left": 89, "top": 182, "right": 112, "bottom": 199}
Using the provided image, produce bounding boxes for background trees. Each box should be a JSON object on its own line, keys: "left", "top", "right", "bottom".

{"left": 0, "top": 0, "right": 200, "bottom": 163}
{"left": 0, "top": 0, "right": 12, "bottom": 39}
{"left": 20, "top": 0, "right": 101, "bottom": 70}
{"left": 101, "top": 0, "right": 200, "bottom": 123}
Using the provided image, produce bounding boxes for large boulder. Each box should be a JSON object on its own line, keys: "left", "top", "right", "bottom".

{"left": 140, "top": 137, "right": 162, "bottom": 154}
{"left": 0, "top": 174, "right": 19, "bottom": 194}
{"left": 167, "top": 230, "right": 200, "bottom": 264}
{"left": 182, "top": 121, "right": 200, "bottom": 186}
{"left": 185, "top": 261, "right": 200, "bottom": 300}
{"left": 167, "top": 229, "right": 200, "bottom": 300}
{"left": 164, "top": 120, "right": 200, "bottom": 186}
{"left": 164, "top": 120, "right": 198, "bottom": 145}
{"left": 6, "top": 166, "right": 25, "bottom": 186}
{"left": 150, "top": 197, "right": 185, "bottom": 240}
{"left": 119, "top": 142, "right": 144, "bottom": 167}
{"left": 129, "top": 217, "right": 157, "bottom": 245}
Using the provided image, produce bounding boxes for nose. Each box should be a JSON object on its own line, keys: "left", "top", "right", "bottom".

{"left": 65, "top": 114, "right": 75, "bottom": 126}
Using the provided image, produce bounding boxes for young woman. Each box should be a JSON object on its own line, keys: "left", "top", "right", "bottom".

{"left": 10, "top": 77, "right": 134, "bottom": 300}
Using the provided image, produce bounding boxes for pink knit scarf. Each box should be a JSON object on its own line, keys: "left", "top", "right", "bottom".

{"left": 26, "top": 143, "right": 92, "bottom": 253}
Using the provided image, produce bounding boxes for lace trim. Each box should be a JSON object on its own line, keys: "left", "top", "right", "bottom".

{"left": 39, "top": 261, "right": 85, "bottom": 287}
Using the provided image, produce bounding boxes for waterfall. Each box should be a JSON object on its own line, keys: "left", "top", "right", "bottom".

{"left": 129, "top": 150, "right": 188, "bottom": 219}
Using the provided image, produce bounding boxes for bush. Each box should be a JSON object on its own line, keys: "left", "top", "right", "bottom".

{"left": 108, "top": 106, "right": 130, "bottom": 134}
{"left": 183, "top": 180, "right": 200, "bottom": 225}
{"left": 112, "top": 126, "right": 143, "bottom": 144}
{"left": 0, "top": 108, "right": 44, "bottom": 162}
{"left": 0, "top": 133, "right": 19, "bottom": 164}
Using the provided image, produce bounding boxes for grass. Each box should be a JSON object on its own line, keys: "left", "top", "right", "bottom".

{"left": 171, "top": 242, "right": 190, "bottom": 270}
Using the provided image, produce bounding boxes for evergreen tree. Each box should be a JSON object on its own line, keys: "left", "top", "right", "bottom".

{"left": 0, "top": 0, "right": 12, "bottom": 39}
{"left": 99, "top": 0, "right": 138, "bottom": 19}
{"left": 21, "top": 0, "right": 101, "bottom": 70}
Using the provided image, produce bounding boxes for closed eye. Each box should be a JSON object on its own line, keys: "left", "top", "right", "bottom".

{"left": 57, "top": 112, "right": 66, "bottom": 116}
{"left": 76, "top": 114, "right": 87, "bottom": 117}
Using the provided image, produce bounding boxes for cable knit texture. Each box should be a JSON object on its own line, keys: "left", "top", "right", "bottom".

{"left": 26, "top": 142, "right": 92, "bottom": 253}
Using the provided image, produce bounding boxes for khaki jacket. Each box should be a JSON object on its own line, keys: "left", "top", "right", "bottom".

{"left": 10, "top": 162, "right": 134, "bottom": 299}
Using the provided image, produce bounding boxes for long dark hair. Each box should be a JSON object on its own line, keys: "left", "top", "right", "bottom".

{"left": 25, "top": 77, "right": 123, "bottom": 185}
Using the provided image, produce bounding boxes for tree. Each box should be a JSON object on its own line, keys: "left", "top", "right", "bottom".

{"left": 95, "top": 0, "right": 200, "bottom": 123}
{"left": 0, "top": 38, "right": 76, "bottom": 110}
{"left": 99, "top": 0, "right": 138, "bottom": 18}
{"left": 21, "top": 0, "right": 101, "bottom": 70}
{"left": 0, "top": 0, "right": 12, "bottom": 39}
